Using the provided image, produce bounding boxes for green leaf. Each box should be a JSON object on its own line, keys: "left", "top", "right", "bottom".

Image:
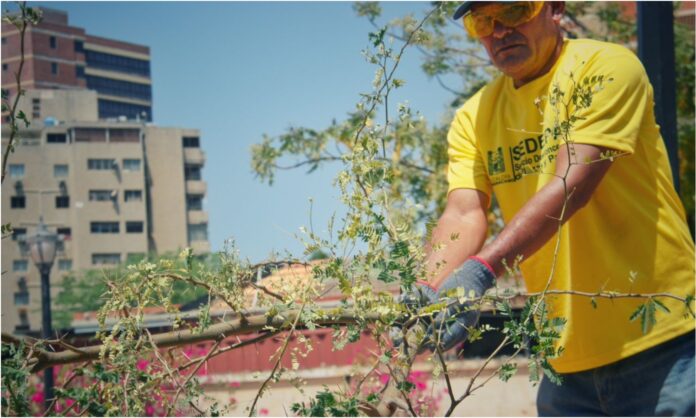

{"left": 652, "top": 298, "right": 671, "bottom": 314}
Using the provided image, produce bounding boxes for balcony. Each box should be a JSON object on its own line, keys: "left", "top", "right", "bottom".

{"left": 186, "top": 180, "right": 207, "bottom": 195}
{"left": 187, "top": 210, "right": 208, "bottom": 224}
{"left": 183, "top": 148, "right": 205, "bottom": 165}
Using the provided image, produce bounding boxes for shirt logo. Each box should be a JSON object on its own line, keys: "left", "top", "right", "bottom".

{"left": 487, "top": 146, "right": 506, "bottom": 175}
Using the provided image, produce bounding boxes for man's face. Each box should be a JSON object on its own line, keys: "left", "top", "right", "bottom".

{"left": 475, "top": 3, "right": 563, "bottom": 84}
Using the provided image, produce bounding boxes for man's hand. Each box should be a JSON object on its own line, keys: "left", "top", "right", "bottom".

{"left": 428, "top": 257, "right": 496, "bottom": 351}
{"left": 391, "top": 282, "right": 438, "bottom": 349}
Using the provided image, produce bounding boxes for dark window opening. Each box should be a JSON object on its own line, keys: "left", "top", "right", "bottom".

{"left": 90, "top": 222, "right": 119, "bottom": 234}
{"left": 2, "top": 63, "right": 7, "bottom": 71}
{"left": 124, "top": 190, "right": 142, "bottom": 202}
{"left": 51, "top": 62, "right": 58, "bottom": 75}
{"left": 57, "top": 227, "right": 71, "bottom": 239}
{"left": 184, "top": 164, "right": 202, "bottom": 181}
{"left": 76, "top": 65, "right": 85, "bottom": 78}
{"left": 183, "top": 136, "right": 200, "bottom": 148}
{"left": 11, "top": 196, "right": 25, "bottom": 209}
{"left": 47, "top": 133, "right": 67, "bottom": 143}
{"left": 186, "top": 195, "right": 204, "bottom": 211}
{"left": 76, "top": 129, "right": 107, "bottom": 143}
{"left": 74, "top": 40, "right": 84, "bottom": 53}
{"left": 125, "top": 221, "right": 143, "bottom": 233}
{"left": 85, "top": 75, "right": 151, "bottom": 101}
{"left": 87, "top": 159, "right": 115, "bottom": 170}
{"left": 49, "top": 36, "right": 56, "bottom": 49}
{"left": 55, "top": 196, "right": 69, "bottom": 208}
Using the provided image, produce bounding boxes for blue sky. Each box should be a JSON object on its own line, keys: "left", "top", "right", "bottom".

{"left": 30, "top": 1, "right": 467, "bottom": 262}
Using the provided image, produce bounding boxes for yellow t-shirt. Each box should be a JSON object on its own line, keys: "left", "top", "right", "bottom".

{"left": 447, "top": 38, "right": 695, "bottom": 373}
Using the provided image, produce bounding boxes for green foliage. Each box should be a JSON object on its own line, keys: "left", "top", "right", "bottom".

{"left": 1, "top": 341, "right": 32, "bottom": 416}
{"left": 629, "top": 298, "right": 672, "bottom": 335}
{"left": 291, "top": 388, "right": 361, "bottom": 417}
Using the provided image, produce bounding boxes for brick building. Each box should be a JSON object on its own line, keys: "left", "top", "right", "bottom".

{"left": 1, "top": 7, "right": 152, "bottom": 121}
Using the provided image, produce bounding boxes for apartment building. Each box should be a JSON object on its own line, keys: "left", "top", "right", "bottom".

{"left": 1, "top": 92, "right": 208, "bottom": 335}
{"left": 1, "top": 7, "right": 152, "bottom": 121}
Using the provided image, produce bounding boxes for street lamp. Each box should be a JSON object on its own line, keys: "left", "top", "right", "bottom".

{"left": 25, "top": 218, "right": 58, "bottom": 412}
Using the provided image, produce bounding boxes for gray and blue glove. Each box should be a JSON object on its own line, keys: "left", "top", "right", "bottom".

{"left": 391, "top": 282, "right": 438, "bottom": 349}
{"left": 428, "top": 257, "right": 496, "bottom": 351}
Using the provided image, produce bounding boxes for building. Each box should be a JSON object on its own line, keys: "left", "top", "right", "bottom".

{"left": 1, "top": 90, "right": 209, "bottom": 334}
{"left": 1, "top": 6, "right": 207, "bottom": 334}
{"left": 1, "top": 7, "right": 152, "bottom": 121}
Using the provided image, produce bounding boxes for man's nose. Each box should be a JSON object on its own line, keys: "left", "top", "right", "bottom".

{"left": 491, "top": 20, "right": 513, "bottom": 39}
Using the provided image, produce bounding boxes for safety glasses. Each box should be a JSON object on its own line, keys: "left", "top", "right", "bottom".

{"left": 463, "top": 2, "right": 545, "bottom": 38}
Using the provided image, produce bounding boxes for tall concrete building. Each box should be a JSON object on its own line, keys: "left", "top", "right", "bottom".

{"left": 1, "top": 8, "right": 208, "bottom": 334}
{"left": 1, "top": 7, "right": 152, "bottom": 121}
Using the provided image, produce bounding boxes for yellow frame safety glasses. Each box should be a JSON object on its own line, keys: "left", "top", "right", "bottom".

{"left": 463, "top": 2, "right": 545, "bottom": 38}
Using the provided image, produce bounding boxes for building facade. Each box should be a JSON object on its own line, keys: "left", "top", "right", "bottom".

{"left": 1, "top": 93, "right": 209, "bottom": 333}
{"left": 1, "top": 6, "right": 206, "bottom": 334}
{"left": 1, "top": 7, "right": 152, "bottom": 121}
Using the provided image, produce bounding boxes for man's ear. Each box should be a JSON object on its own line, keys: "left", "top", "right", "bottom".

{"left": 549, "top": 1, "right": 565, "bottom": 23}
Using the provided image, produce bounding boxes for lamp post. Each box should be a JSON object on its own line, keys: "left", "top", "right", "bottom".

{"left": 25, "top": 218, "right": 58, "bottom": 412}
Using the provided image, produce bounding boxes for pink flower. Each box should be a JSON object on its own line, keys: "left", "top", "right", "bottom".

{"left": 378, "top": 373, "right": 390, "bottom": 385}
{"left": 229, "top": 381, "right": 241, "bottom": 388}
{"left": 260, "top": 408, "right": 269, "bottom": 416}
{"left": 136, "top": 359, "right": 149, "bottom": 371}
{"left": 415, "top": 381, "right": 427, "bottom": 391}
{"left": 145, "top": 404, "right": 155, "bottom": 416}
{"left": 66, "top": 399, "right": 75, "bottom": 407}
{"left": 31, "top": 392, "right": 44, "bottom": 404}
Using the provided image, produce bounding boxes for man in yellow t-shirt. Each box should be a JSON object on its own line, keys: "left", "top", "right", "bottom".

{"left": 412, "top": 2, "right": 695, "bottom": 415}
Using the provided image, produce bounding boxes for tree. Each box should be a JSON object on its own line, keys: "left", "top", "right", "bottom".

{"left": 3, "top": 2, "right": 694, "bottom": 417}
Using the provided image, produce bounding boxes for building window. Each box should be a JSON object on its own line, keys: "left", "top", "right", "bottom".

{"left": 182, "top": 137, "right": 200, "bottom": 148}
{"left": 92, "top": 253, "right": 121, "bottom": 265}
{"left": 184, "top": 164, "right": 202, "bottom": 181}
{"left": 124, "top": 190, "right": 142, "bottom": 202}
{"left": 1, "top": 37, "right": 6, "bottom": 44}
{"left": 57, "top": 227, "right": 71, "bottom": 240}
{"left": 187, "top": 223, "right": 208, "bottom": 242}
{"left": 122, "top": 159, "right": 141, "bottom": 171}
{"left": 11, "top": 228, "right": 26, "bottom": 241}
{"left": 2, "top": 63, "right": 7, "bottom": 71}
{"left": 186, "top": 195, "right": 204, "bottom": 211}
{"left": 49, "top": 35, "right": 57, "bottom": 49}
{"left": 74, "top": 40, "right": 84, "bottom": 53}
{"left": 14, "top": 277, "right": 29, "bottom": 306}
{"left": 75, "top": 128, "right": 107, "bottom": 143}
{"left": 109, "top": 129, "right": 140, "bottom": 143}
{"left": 9, "top": 164, "right": 24, "bottom": 178}
{"left": 90, "top": 222, "right": 119, "bottom": 234}
{"left": 53, "top": 164, "right": 69, "bottom": 177}
{"left": 51, "top": 62, "right": 58, "bottom": 75}
{"left": 11, "top": 196, "right": 25, "bottom": 209}
{"left": 58, "top": 259, "right": 72, "bottom": 271}
{"left": 97, "top": 99, "right": 151, "bottom": 122}
{"left": 55, "top": 196, "right": 70, "bottom": 208}
{"left": 85, "top": 75, "right": 152, "bottom": 101}
{"left": 89, "top": 190, "right": 115, "bottom": 201}
{"left": 84, "top": 49, "right": 150, "bottom": 76}
{"left": 125, "top": 221, "right": 144, "bottom": 233}
{"left": 76, "top": 65, "right": 85, "bottom": 78}
{"left": 47, "top": 133, "right": 67, "bottom": 143}
{"left": 13, "top": 260, "right": 28, "bottom": 272}
{"left": 87, "top": 159, "right": 116, "bottom": 170}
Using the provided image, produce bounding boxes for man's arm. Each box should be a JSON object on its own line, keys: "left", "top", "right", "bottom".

{"left": 477, "top": 143, "right": 613, "bottom": 275}
{"left": 425, "top": 188, "right": 489, "bottom": 289}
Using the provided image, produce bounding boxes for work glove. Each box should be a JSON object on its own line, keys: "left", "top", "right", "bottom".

{"left": 427, "top": 257, "right": 496, "bottom": 352}
{"left": 390, "top": 282, "right": 438, "bottom": 350}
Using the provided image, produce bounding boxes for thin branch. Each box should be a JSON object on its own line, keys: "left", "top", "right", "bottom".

{"left": 248, "top": 301, "right": 307, "bottom": 416}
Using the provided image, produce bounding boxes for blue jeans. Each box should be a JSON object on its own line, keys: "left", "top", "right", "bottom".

{"left": 537, "top": 331, "right": 695, "bottom": 416}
